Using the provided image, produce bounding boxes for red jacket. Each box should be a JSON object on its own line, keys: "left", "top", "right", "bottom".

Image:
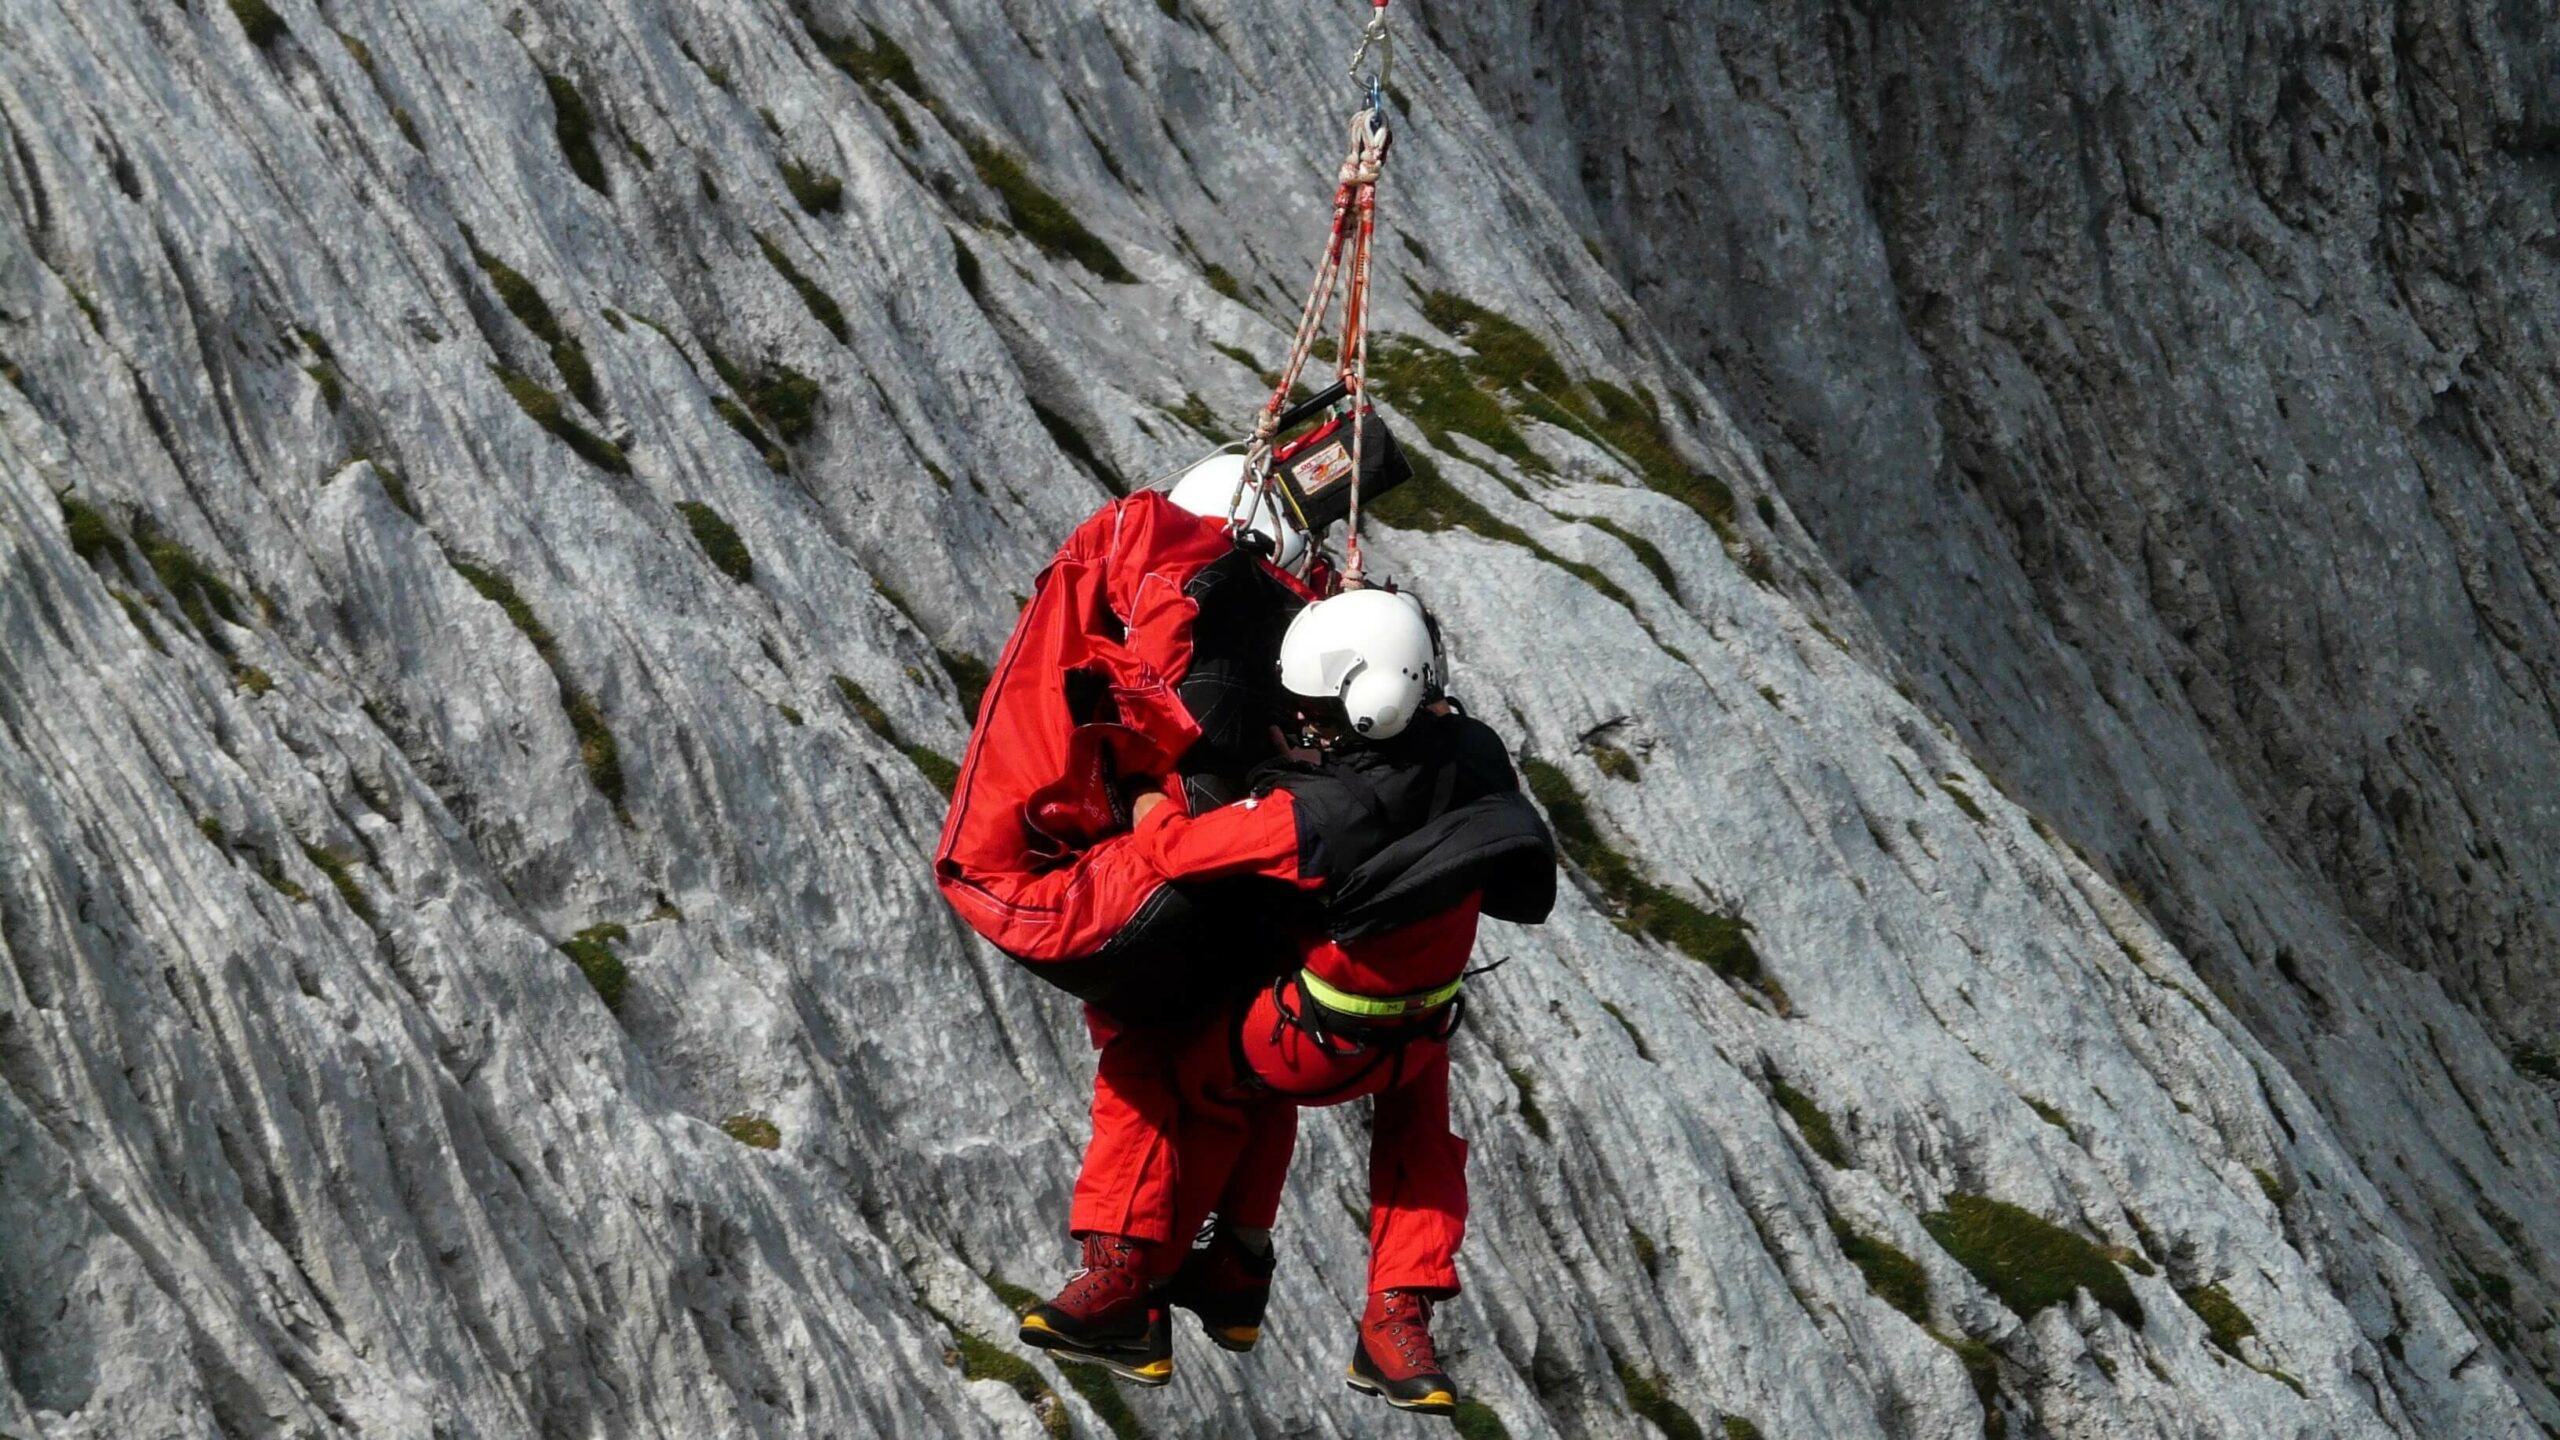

{"left": 935, "top": 494, "right": 1312, "bottom": 971}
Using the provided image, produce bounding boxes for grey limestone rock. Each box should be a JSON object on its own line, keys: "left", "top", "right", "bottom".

{"left": 0, "top": 1, "right": 2554, "bottom": 1437}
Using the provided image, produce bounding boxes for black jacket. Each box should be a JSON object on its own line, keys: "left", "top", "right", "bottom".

{"left": 1253, "top": 709, "right": 1558, "bottom": 940}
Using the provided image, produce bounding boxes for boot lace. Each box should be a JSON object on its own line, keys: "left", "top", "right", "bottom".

{"left": 1058, "top": 1235, "right": 1138, "bottom": 1310}
{"left": 1373, "top": 1289, "right": 1440, "bottom": 1371}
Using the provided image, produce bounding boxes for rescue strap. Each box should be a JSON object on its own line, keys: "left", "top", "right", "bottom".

{"left": 1296, "top": 965, "right": 1462, "bottom": 1021}
{"left": 1278, "top": 955, "right": 1502, "bottom": 1057}
{"left": 1230, "top": 0, "right": 1395, "bottom": 586}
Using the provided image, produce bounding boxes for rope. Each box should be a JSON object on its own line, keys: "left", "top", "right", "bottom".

{"left": 1230, "top": 2, "right": 1394, "bottom": 588}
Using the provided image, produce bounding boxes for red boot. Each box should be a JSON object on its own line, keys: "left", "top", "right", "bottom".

{"left": 1018, "top": 1234, "right": 1172, "bottom": 1385}
{"left": 1166, "top": 1221, "right": 1278, "bottom": 1352}
{"left": 1346, "top": 1289, "right": 1458, "bottom": 1413}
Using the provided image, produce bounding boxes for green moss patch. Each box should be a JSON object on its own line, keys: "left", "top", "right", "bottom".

{"left": 1601, "top": 1001, "right": 1654, "bottom": 1062}
{"left": 1769, "top": 1074, "right": 1847, "bottom": 1167}
{"left": 466, "top": 240, "right": 600, "bottom": 412}
{"left": 303, "top": 361, "right": 346, "bottom": 412}
{"left": 1054, "top": 1361, "right": 1146, "bottom": 1439}
{"left": 1921, "top": 1193, "right": 2142, "bottom": 1327}
{"left": 1590, "top": 742, "right": 1640, "bottom": 781}
{"left": 1376, "top": 291, "right": 1743, "bottom": 545}
{"left": 1370, "top": 337, "right": 1542, "bottom": 472}
{"left": 2253, "top": 1168, "right": 2285, "bottom": 1207}
{"left": 299, "top": 843, "right": 374, "bottom": 926}
{"left": 964, "top": 138, "right": 1135, "bottom": 282}
{"left": 1628, "top": 1222, "right": 1661, "bottom": 1278}
{"left": 1451, "top": 1399, "right": 1512, "bottom": 1440}
{"left": 59, "top": 492, "right": 132, "bottom": 579}
{"left": 907, "top": 747, "right": 961, "bottom": 794}
{"left": 1507, "top": 1066, "right": 1550, "bottom": 1141}
{"left": 781, "top": 157, "right": 844, "bottom": 215}
{"left": 543, "top": 71, "right": 608, "bottom": 193}
{"left": 812, "top": 20, "right": 933, "bottom": 149}
{"left": 1935, "top": 1333, "right": 2006, "bottom": 1437}
{"left": 936, "top": 648, "right": 993, "bottom": 724}
{"left": 1833, "top": 1219, "right": 1930, "bottom": 1323}
{"left": 720, "top": 1113, "right": 782, "bottom": 1149}
{"left": 1723, "top": 1420, "right": 1765, "bottom": 1440}
{"left": 1422, "top": 291, "right": 1568, "bottom": 394}
{"left": 1611, "top": 1352, "right": 1706, "bottom": 1440}
{"left": 229, "top": 0, "right": 288, "bottom": 48}
{"left": 1163, "top": 392, "right": 1220, "bottom": 436}
{"left": 1362, "top": 450, "right": 1517, "bottom": 536}
{"left": 2179, "top": 1283, "right": 2255, "bottom": 1358}
{"left": 713, "top": 398, "right": 788, "bottom": 471}
{"left": 835, "top": 674, "right": 961, "bottom": 794}
{"left": 1941, "top": 778, "right": 1990, "bottom": 825}
{"left": 742, "top": 366, "right": 821, "bottom": 440}
{"left": 134, "top": 517, "right": 247, "bottom": 648}
{"left": 982, "top": 1273, "right": 1043, "bottom": 1315}
{"left": 1523, "top": 758, "right": 1777, "bottom": 1002}
{"left": 754, "top": 232, "right": 849, "bottom": 342}
{"left": 676, "top": 501, "right": 753, "bottom": 583}
{"left": 1578, "top": 515, "right": 1680, "bottom": 599}
{"left": 113, "top": 592, "right": 167, "bottom": 652}
{"left": 1578, "top": 379, "right": 1737, "bottom": 538}
{"left": 562, "top": 693, "right": 624, "bottom": 814}
{"left": 559, "top": 922, "right": 630, "bottom": 1011}
{"left": 705, "top": 347, "right": 821, "bottom": 460}
{"left": 1027, "top": 399, "right": 1126, "bottom": 495}
{"left": 253, "top": 848, "right": 310, "bottom": 902}
{"left": 933, "top": 1314, "right": 1068, "bottom": 1440}
{"left": 1363, "top": 454, "right": 1639, "bottom": 615}
{"left": 834, "top": 674, "right": 898, "bottom": 738}
{"left": 450, "top": 557, "right": 628, "bottom": 816}
{"left": 491, "top": 366, "right": 627, "bottom": 473}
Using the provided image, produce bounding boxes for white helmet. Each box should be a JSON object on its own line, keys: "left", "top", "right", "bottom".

{"left": 1279, "top": 588, "right": 1438, "bottom": 740}
{"left": 1165, "top": 452, "right": 1309, "bottom": 571}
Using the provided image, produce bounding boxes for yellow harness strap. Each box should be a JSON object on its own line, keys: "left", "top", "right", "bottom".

{"left": 1296, "top": 966, "right": 1463, "bottom": 1019}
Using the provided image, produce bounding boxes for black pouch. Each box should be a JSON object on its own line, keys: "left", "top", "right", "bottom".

{"left": 1273, "top": 407, "right": 1411, "bottom": 532}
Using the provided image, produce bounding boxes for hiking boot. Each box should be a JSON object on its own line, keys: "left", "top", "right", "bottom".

{"left": 1018, "top": 1234, "right": 1173, "bottom": 1385}
{"left": 1345, "top": 1289, "right": 1457, "bottom": 1413}
{"left": 1165, "top": 1221, "right": 1277, "bottom": 1352}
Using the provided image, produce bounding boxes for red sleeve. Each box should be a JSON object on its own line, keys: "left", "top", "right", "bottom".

{"left": 1133, "top": 790, "right": 1320, "bottom": 889}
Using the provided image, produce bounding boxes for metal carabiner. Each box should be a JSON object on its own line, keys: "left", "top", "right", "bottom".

{"left": 1348, "top": 7, "right": 1393, "bottom": 100}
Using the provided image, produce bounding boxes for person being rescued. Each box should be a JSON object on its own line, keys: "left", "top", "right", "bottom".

{"left": 1011, "top": 587, "right": 1557, "bottom": 1416}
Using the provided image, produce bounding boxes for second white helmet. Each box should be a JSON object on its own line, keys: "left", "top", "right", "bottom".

{"left": 1164, "top": 453, "right": 1309, "bottom": 571}
{"left": 1278, "top": 588, "right": 1438, "bottom": 740}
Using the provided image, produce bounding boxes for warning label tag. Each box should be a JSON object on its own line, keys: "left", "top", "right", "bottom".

{"left": 1295, "top": 441, "right": 1355, "bottom": 495}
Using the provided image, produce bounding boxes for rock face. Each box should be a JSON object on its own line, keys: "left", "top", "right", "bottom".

{"left": 0, "top": 2, "right": 2553, "bottom": 1438}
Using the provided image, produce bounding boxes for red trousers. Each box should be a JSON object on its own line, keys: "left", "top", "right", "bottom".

{"left": 1068, "top": 985, "right": 1469, "bottom": 1297}
{"left": 1066, "top": 1007, "right": 1303, "bottom": 1261}
{"left": 1175, "top": 981, "right": 1468, "bottom": 1296}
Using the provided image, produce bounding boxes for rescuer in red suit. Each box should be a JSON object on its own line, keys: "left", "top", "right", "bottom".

{"left": 1016, "top": 589, "right": 1556, "bottom": 1415}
